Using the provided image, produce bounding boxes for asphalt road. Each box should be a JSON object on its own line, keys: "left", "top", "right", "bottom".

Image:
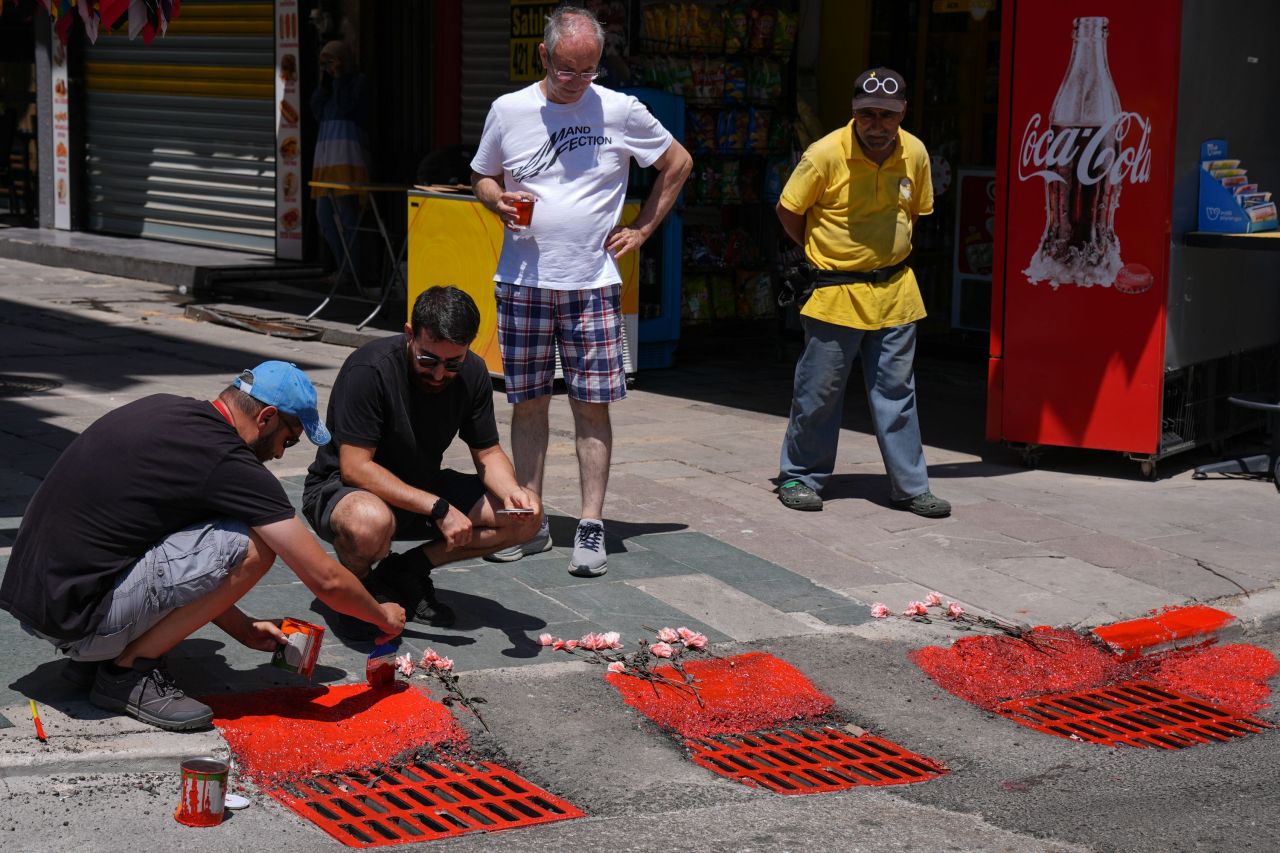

{"left": 2, "top": 621, "right": 1276, "bottom": 853}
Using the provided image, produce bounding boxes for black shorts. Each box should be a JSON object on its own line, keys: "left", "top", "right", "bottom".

{"left": 302, "top": 469, "right": 487, "bottom": 543}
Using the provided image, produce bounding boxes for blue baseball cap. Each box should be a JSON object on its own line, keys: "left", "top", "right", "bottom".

{"left": 233, "top": 361, "right": 331, "bottom": 446}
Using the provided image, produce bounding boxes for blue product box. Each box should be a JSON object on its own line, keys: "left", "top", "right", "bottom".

{"left": 1197, "top": 139, "right": 1277, "bottom": 233}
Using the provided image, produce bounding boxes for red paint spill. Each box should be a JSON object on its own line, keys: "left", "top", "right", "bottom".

{"left": 607, "top": 652, "right": 834, "bottom": 738}
{"left": 912, "top": 629, "right": 1279, "bottom": 715}
{"left": 206, "top": 682, "right": 464, "bottom": 783}
{"left": 1092, "top": 605, "right": 1235, "bottom": 658}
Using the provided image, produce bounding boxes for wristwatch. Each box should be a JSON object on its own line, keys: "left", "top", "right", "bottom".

{"left": 429, "top": 497, "right": 450, "bottom": 521}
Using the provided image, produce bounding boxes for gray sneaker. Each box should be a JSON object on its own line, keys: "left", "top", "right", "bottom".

{"left": 484, "top": 518, "right": 553, "bottom": 563}
{"left": 568, "top": 520, "right": 608, "bottom": 577}
{"left": 89, "top": 658, "right": 213, "bottom": 731}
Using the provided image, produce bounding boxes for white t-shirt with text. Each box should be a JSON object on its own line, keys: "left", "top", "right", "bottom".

{"left": 471, "top": 83, "right": 673, "bottom": 290}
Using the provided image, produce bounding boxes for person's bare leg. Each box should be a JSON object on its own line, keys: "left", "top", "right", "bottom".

{"left": 511, "top": 395, "right": 552, "bottom": 497}
{"left": 115, "top": 531, "right": 275, "bottom": 666}
{"left": 327, "top": 491, "right": 396, "bottom": 577}
{"left": 569, "top": 398, "right": 612, "bottom": 520}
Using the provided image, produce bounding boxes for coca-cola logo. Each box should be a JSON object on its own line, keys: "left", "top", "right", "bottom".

{"left": 1017, "top": 111, "right": 1152, "bottom": 187}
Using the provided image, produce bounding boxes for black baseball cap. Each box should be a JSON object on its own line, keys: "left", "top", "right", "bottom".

{"left": 852, "top": 67, "right": 907, "bottom": 112}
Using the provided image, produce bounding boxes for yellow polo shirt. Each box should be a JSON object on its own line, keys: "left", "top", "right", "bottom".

{"left": 779, "top": 122, "right": 933, "bottom": 330}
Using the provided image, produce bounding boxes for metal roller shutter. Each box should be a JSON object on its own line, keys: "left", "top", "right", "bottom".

{"left": 84, "top": 0, "right": 276, "bottom": 253}
{"left": 461, "top": 0, "right": 525, "bottom": 145}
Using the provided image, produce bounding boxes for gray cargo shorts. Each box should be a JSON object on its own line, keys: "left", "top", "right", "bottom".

{"left": 35, "top": 519, "right": 250, "bottom": 662}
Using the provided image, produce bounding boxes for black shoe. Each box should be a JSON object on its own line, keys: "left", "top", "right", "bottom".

{"left": 369, "top": 550, "right": 456, "bottom": 628}
{"left": 89, "top": 658, "right": 213, "bottom": 731}
{"left": 411, "top": 574, "right": 456, "bottom": 627}
{"left": 62, "top": 658, "right": 100, "bottom": 690}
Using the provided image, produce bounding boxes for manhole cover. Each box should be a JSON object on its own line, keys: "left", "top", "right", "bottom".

{"left": 266, "top": 758, "right": 583, "bottom": 847}
{"left": 684, "top": 727, "right": 947, "bottom": 794}
{"left": 0, "top": 375, "right": 61, "bottom": 397}
{"left": 997, "top": 680, "right": 1271, "bottom": 748}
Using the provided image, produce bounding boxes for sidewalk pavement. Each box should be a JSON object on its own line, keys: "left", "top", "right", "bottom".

{"left": 2, "top": 256, "right": 1278, "bottom": 773}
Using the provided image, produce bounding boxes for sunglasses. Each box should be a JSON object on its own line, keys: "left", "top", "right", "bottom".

{"left": 415, "top": 351, "right": 465, "bottom": 373}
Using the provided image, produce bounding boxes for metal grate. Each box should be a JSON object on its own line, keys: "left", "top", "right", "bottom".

{"left": 997, "top": 680, "right": 1272, "bottom": 749}
{"left": 266, "top": 758, "right": 584, "bottom": 847}
{"left": 684, "top": 727, "right": 947, "bottom": 795}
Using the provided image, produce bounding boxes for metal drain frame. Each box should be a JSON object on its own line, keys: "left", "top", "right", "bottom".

{"left": 683, "top": 727, "right": 948, "bottom": 794}
{"left": 266, "top": 758, "right": 584, "bottom": 847}
{"left": 997, "top": 680, "right": 1272, "bottom": 749}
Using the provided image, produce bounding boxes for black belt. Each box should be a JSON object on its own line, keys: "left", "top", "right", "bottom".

{"left": 812, "top": 259, "right": 910, "bottom": 285}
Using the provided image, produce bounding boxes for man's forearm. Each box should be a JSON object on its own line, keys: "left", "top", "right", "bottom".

{"left": 472, "top": 446, "right": 522, "bottom": 500}
{"left": 471, "top": 172, "right": 505, "bottom": 212}
{"left": 630, "top": 145, "right": 693, "bottom": 238}
{"left": 343, "top": 458, "right": 438, "bottom": 516}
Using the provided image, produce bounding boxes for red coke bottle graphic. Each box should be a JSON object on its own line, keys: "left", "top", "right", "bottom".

{"left": 1020, "top": 17, "right": 1151, "bottom": 290}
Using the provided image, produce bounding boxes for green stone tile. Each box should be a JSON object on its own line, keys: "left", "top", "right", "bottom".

{"left": 504, "top": 547, "right": 696, "bottom": 590}
{"left": 810, "top": 603, "right": 875, "bottom": 627}
{"left": 724, "top": 576, "right": 853, "bottom": 613}
{"left": 550, "top": 582, "right": 730, "bottom": 645}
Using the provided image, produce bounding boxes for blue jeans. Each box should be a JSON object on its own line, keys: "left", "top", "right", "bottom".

{"left": 779, "top": 317, "right": 929, "bottom": 500}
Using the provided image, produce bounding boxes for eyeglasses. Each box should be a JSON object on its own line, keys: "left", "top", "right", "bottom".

{"left": 861, "top": 76, "right": 900, "bottom": 95}
{"left": 547, "top": 59, "right": 603, "bottom": 83}
{"left": 415, "top": 350, "right": 465, "bottom": 373}
{"left": 281, "top": 415, "right": 303, "bottom": 449}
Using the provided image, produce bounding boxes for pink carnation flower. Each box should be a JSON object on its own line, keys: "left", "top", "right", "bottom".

{"left": 395, "top": 654, "right": 416, "bottom": 677}
{"left": 903, "top": 601, "right": 928, "bottom": 617}
{"left": 650, "top": 641, "right": 674, "bottom": 658}
{"left": 552, "top": 639, "right": 566, "bottom": 651}
{"left": 656, "top": 627, "right": 679, "bottom": 643}
{"left": 433, "top": 656, "right": 454, "bottom": 672}
{"left": 870, "top": 603, "right": 890, "bottom": 618}
{"left": 677, "top": 627, "right": 695, "bottom": 641}
{"left": 925, "top": 592, "right": 942, "bottom": 607}
{"left": 580, "top": 632, "right": 606, "bottom": 651}
{"left": 947, "top": 602, "right": 965, "bottom": 618}
{"left": 564, "top": 639, "right": 579, "bottom": 650}
{"left": 419, "top": 648, "right": 440, "bottom": 667}
{"left": 601, "top": 631, "right": 622, "bottom": 649}
{"left": 538, "top": 633, "right": 555, "bottom": 646}
{"left": 681, "top": 631, "right": 708, "bottom": 649}
{"left": 606, "top": 661, "right": 626, "bottom": 674}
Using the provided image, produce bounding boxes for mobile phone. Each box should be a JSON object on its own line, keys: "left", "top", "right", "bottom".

{"left": 496, "top": 508, "right": 535, "bottom": 515}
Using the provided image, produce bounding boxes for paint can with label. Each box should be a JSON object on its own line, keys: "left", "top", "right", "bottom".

{"left": 271, "top": 617, "right": 325, "bottom": 678}
{"left": 174, "top": 756, "right": 228, "bottom": 827}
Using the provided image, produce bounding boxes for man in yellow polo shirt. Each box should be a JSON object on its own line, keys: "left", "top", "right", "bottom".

{"left": 774, "top": 67, "right": 949, "bottom": 518}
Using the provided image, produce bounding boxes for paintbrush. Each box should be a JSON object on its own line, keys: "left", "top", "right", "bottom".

{"left": 29, "top": 699, "right": 47, "bottom": 742}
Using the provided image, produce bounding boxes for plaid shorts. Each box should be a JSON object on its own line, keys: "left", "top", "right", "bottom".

{"left": 495, "top": 282, "right": 626, "bottom": 404}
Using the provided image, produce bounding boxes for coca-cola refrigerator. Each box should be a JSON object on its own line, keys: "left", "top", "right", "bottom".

{"left": 986, "top": 1, "right": 1280, "bottom": 477}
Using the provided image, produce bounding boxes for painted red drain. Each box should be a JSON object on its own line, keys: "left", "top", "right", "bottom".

{"left": 265, "top": 758, "right": 584, "bottom": 847}
{"left": 997, "top": 680, "right": 1272, "bottom": 749}
{"left": 684, "top": 727, "right": 947, "bottom": 794}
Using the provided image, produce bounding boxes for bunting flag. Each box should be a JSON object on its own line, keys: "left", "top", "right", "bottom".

{"left": 37, "top": 0, "right": 180, "bottom": 44}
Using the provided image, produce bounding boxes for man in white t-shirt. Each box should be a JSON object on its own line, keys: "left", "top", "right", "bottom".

{"left": 470, "top": 7, "right": 691, "bottom": 578}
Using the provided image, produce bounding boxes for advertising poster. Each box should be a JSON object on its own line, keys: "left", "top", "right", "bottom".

{"left": 510, "top": 1, "right": 556, "bottom": 82}
{"left": 275, "top": 0, "right": 303, "bottom": 259}
{"left": 51, "top": 40, "right": 71, "bottom": 230}
{"left": 991, "top": 2, "right": 1182, "bottom": 453}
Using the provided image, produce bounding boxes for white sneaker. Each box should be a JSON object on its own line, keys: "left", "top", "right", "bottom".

{"left": 484, "top": 518, "right": 553, "bottom": 563}
{"left": 568, "top": 519, "right": 608, "bottom": 577}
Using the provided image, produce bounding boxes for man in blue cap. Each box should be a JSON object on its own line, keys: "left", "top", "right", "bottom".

{"left": 0, "top": 362, "right": 406, "bottom": 733}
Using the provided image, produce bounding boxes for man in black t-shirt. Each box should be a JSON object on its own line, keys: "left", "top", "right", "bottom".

{"left": 303, "top": 286, "right": 542, "bottom": 630}
{"left": 0, "top": 361, "right": 406, "bottom": 733}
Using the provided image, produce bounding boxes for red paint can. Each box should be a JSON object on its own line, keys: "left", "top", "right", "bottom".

{"left": 271, "top": 617, "right": 325, "bottom": 678}
{"left": 174, "top": 756, "right": 228, "bottom": 827}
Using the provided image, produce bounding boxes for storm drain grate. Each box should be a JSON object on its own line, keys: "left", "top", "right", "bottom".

{"left": 264, "top": 758, "right": 584, "bottom": 847}
{"left": 997, "top": 680, "right": 1272, "bottom": 748}
{"left": 683, "top": 727, "right": 947, "bottom": 794}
